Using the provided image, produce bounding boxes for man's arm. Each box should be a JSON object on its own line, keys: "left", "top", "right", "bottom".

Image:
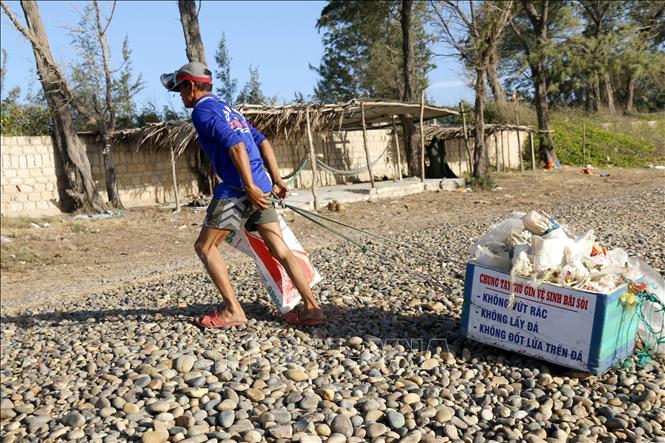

{"left": 229, "top": 143, "right": 270, "bottom": 209}
{"left": 257, "top": 139, "right": 288, "bottom": 198}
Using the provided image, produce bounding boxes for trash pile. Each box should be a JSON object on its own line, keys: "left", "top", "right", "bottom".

{"left": 470, "top": 210, "right": 665, "bottom": 354}
{"left": 471, "top": 210, "right": 640, "bottom": 292}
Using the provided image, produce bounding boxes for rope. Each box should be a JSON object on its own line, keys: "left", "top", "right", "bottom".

{"left": 315, "top": 144, "right": 390, "bottom": 176}
{"left": 282, "top": 153, "right": 310, "bottom": 186}
{"left": 621, "top": 281, "right": 665, "bottom": 368}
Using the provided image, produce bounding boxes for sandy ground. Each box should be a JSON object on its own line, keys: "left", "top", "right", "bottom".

{"left": 2, "top": 167, "right": 664, "bottom": 313}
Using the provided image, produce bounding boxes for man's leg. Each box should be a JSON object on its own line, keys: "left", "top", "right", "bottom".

{"left": 257, "top": 222, "right": 323, "bottom": 321}
{"left": 194, "top": 227, "right": 247, "bottom": 324}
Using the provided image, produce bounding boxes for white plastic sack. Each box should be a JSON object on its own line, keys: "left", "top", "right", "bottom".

{"left": 522, "top": 210, "right": 551, "bottom": 235}
{"left": 470, "top": 244, "right": 512, "bottom": 272}
{"left": 531, "top": 236, "right": 567, "bottom": 272}
{"left": 511, "top": 245, "right": 533, "bottom": 278}
{"left": 471, "top": 213, "right": 525, "bottom": 254}
{"left": 225, "top": 214, "right": 322, "bottom": 314}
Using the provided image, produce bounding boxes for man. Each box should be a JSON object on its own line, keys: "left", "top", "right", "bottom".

{"left": 161, "top": 62, "right": 324, "bottom": 328}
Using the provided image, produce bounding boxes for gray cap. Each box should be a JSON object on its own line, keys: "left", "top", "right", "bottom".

{"left": 160, "top": 61, "right": 212, "bottom": 92}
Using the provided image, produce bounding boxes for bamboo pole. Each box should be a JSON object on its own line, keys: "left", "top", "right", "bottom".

{"left": 420, "top": 91, "right": 426, "bottom": 183}
{"left": 459, "top": 102, "right": 473, "bottom": 173}
{"left": 360, "top": 102, "right": 375, "bottom": 189}
{"left": 493, "top": 132, "right": 499, "bottom": 172}
{"left": 501, "top": 130, "right": 507, "bottom": 169}
{"left": 305, "top": 107, "right": 319, "bottom": 209}
{"left": 515, "top": 105, "right": 524, "bottom": 173}
{"left": 458, "top": 138, "right": 463, "bottom": 176}
{"left": 529, "top": 131, "right": 536, "bottom": 171}
{"left": 170, "top": 146, "right": 180, "bottom": 212}
{"left": 391, "top": 116, "right": 402, "bottom": 181}
{"left": 582, "top": 122, "right": 586, "bottom": 166}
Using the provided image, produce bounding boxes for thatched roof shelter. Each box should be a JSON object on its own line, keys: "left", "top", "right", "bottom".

{"left": 422, "top": 123, "right": 537, "bottom": 144}
{"left": 113, "top": 99, "right": 458, "bottom": 156}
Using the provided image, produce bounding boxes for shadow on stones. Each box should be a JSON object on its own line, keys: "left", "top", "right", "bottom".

{"left": 0, "top": 300, "right": 576, "bottom": 377}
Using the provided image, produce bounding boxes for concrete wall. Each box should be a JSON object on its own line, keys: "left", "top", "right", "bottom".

{"left": 1, "top": 135, "right": 198, "bottom": 216}
{"left": 272, "top": 129, "right": 405, "bottom": 189}
{"left": 442, "top": 130, "right": 532, "bottom": 176}
{"left": 0, "top": 128, "right": 525, "bottom": 217}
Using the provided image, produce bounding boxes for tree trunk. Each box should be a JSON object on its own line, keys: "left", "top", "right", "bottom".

{"left": 16, "top": 0, "right": 106, "bottom": 212}
{"left": 625, "top": 72, "right": 635, "bottom": 113}
{"left": 178, "top": 0, "right": 207, "bottom": 64}
{"left": 591, "top": 78, "right": 601, "bottom": 112}
{"left": 472, "top": 68, "right": 487, "bottom": 178}
{"left": 400, "top": 0, "right": 418, "bottom": 176}
{"left": 93, "top": 1, "right": 123, "bottom": 209}
{"left": 603, "top": 72, "right": 616, "bottom": 114}
{"left": 487, "top": 46, "right": 506, "bottom": 106}
{"left": 102, "top": 135, "right": 123, "bottom": 208}
{"left": 532, "top": 64, "right": 558, "bottom": 165}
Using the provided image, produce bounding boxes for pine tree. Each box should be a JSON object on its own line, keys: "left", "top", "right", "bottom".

{"left": 311, "top": 0, "right": 434, "bottom": 103}
{"left": 113, "top": 35, "right": 144, "bottom": 128}
{"left": 214, "top": 33, "right": 238, "bottom": 103}
{"left": 236, "top": 65, "right": 268, "bottom": 104}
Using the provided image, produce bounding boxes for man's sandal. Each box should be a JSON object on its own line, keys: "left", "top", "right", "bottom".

{"left": 194, "top": 311, "right": 246, "bottom": 329}
{"left": 284, "top": 311, "right": 325, "bottom": 326}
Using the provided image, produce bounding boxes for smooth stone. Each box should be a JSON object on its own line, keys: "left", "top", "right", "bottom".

{"left": 387, "top": 410, "right": 406, "bottom": 429}
{"left": 61, "top": 411, "right": 86, "bottom": 427}
{"left": 331, "top": 414, "right": 353, "bottom": 437}
{"left": 175, "top": 355, "right": 197, "bottom": 373}
{"left": 148, "top": 402, "right": 171, "bottom": 413}
{"left": 444, "top": 424, "right": 459, "bottom": 440}
{"left": 367, "top": 423, "right": 387, "bottom": 438}
{"left": 243, "top": 430, "right": 262, "bottom": 443}
{"left": 435, "top": 408, "right": 453, "bottom": 423}
{"left": 285, "top": 369, "right": 308, "bottom": 382}
{"left": 269, "top": 424, "right": 293, "bottom": 439}
{"left": 218, "top": 411, "right": 235, "bottom": 428}
{"left": 142, "top": 430, "right": 168, "bottom": 443}
{"left": 402, "top": 393, "right": 420, "bottom": 405}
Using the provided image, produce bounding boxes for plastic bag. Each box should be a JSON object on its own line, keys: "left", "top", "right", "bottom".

{"left": 531, "top": 236, "right": 567, "bottom": 272}
{"left": 471, "top": 213, "right": 525, "bottom": 254}
{"left": 511, "top": 244, "right": 533, "bottom": 278}
{"left": 522, "top": 210, "right": 550, "bottom": 235}
{"left": 470, "top": 244, "right": 512, "bottom": 272}
{"left": 225, "top": 214, "right": 322, "bottom": 313}
{"left": 625, "top": 259, "right": 665, "bottom": 354}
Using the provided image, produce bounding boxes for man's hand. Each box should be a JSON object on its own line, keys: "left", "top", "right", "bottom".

{"left": 246, "top": 184, "right": 270, "bottom": 209}
{"left": 273, "top": 179, "right": 289, "bottom": 199}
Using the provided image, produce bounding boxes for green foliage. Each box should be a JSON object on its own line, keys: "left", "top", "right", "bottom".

{"left": 113, "top": 35, "right": 144, "bottom": 129}
{"left": 538, "top": 113, "right": 663, "bottom": 167}
{"left": 467, "top": 174, "right": 496, "bottom": 191}
{"left": 69, "top": 3, "right": 143, "bottom": 132}
{"left": 1, "top": 88, "right": 51, "bottom": 135}
{"left": 312, "top": 0, "right": 434, "bottom": 102}
{"left": 214, "top": 33, "right": 238, "bottom": 104}
{"left": 236, "top": 65, "right": 275, "bottom": 105}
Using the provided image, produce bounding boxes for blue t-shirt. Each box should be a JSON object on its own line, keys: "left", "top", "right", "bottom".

{"left": 191, "top": 95, "right": 272, "bottom": 198}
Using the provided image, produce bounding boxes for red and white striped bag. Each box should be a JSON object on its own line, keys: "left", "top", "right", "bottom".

{"left": 225, "top": 214, "right": 322, "bottom": 313}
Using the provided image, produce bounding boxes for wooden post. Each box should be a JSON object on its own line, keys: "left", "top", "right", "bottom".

{"left": 170, "top": 146, "right": 180, "bottom": 212}
{"left": 458, "top": 139, "right": 463, "bottom": 176}
{"left": 391, "top": 117, "right": 402, "bottom": 181}
{"left": 515, "top": 106, "right": 524, "bottom": 173}
{"left": 501, "top": 130, "right": 507, "bottom": 169}
{"left": 529, "top": 131, "right": 536, "bottom": 171}
{"left": 420, "top": 90, "right": 426, "bottom": 183}
{"left": 582, "top": 122, "right": 587, "bottom": 166}
{"left": 459, "top": 102, "right": 473, "bottom": 173}
{"left": 493, "top": 132, "right": 499, "bottom": 172}
{"left": 360, "top": 102, "right": 375, "bottom": 188}
{"left": 305, "top": 107, "right": 319, "bottom": 209}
